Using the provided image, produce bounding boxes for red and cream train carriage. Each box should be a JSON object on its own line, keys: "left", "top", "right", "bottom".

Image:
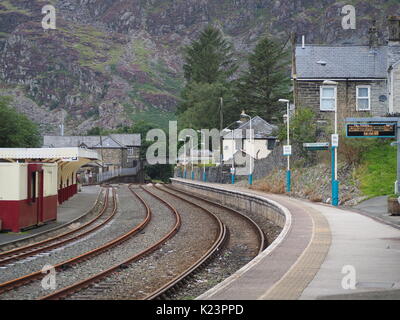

{"left": 0, "top": 148, "right": 100, "bottom": 232}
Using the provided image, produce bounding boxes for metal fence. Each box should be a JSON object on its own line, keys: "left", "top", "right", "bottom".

{"left": 81, "top": 167, "right": 139, "bottom": 185}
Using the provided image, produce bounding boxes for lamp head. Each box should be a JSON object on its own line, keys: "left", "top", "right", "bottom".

{"left": 323, "top": 80, "right": 338, "bottom": 85}
{"left": 279, "top": 99, "right": 290, "bottom": 103}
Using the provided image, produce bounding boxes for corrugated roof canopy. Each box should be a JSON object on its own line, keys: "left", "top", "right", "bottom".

{"left": 296, "top": 45, "right": 388, "bottom": 79}
{"left": 0, "top": 148, "right": 100, "bottom": 161}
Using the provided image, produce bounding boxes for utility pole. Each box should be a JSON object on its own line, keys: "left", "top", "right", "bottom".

{"left": 60, "top": 111, "right": 65, "bottom": 136}
{"left": 219, "top": 97, "right": 224, "bottom": 166}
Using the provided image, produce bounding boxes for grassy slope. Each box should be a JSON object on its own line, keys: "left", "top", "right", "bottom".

{"left": 356, "top": 142, "right": 397, "bottom": 198}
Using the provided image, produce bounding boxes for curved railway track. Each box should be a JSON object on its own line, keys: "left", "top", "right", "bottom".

{"left": 142, "top": 184, "right": 264, "bottom": 300}
{"left": 39, "top": 185, "right": 182, "bottom": 300}
{"left": 0, "top": 188, "right": 109, "bottom": 267}
{"left": 0, "top": 183, "right": 264, "bottom": 301}
{"left": 0, "top": 185, "right": 152, "bottom": 297}
{"left": 164, "top": 184, "right": 266, "bottom": 254}
{"left": 0, "top": 187, "right": 105, "bottom": 254}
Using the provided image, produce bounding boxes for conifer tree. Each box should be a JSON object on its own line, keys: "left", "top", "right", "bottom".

{"left": 234, "top": 36, "right": 291, "bottom": 122}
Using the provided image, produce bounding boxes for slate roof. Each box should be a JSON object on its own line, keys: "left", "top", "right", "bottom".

{"left": 43, "top": 134, "right": 141, "bottom": 149}
{"left": 295, "top": 45, "right": 388, "bottom": 79}
{"left": 223, "top": 116, "right": 278, "bottom": 139}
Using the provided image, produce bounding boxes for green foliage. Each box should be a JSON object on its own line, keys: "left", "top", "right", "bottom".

{"left": 86, "top": 127, "right": 110, "bottom": 136}
{"left": 145, "top": 164, "right": 174, "bottom": 183}
{"left": 116, "top": 120, "right": 157, "bottom": 159}
{"left": 178, "top": 25, "right": 239, "bottom": 130}
{"left": 0, "top": 97, "right": 41, "bottom": 148}
{"left": 178, "top": 81, "right": 235, "bottom": 130}
{"left": 278, "top": 108, "right": 317, "bottom": 150}
{"left": 234, "top": 36, "right": 291, "bottom": 122}
{"left": 182, "top": 26, "right": 237, "bottom": 85}
{"left": 356, "top": 141, "right": 396, "bottom": 197}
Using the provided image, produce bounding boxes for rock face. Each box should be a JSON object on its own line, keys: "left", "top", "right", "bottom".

{"left": 0, "top": 0, "right": 399, "bottom": 134}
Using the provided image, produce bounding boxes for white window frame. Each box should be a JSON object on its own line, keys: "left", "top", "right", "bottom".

{"left": 320, "top": 86, "right": 337, "bottom": 111}
{"left": 356, "top": 85, "right": 371, "bottom": 111}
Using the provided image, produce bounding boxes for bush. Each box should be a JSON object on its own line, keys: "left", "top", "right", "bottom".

{"left": 278, "top": 107, "right": 317, "bottom": 159}
{"left": 0, "top": 96, "right": 41, "bottom": 148}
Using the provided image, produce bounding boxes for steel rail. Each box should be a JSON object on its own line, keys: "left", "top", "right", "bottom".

{"left": 166, "top": 184, "right": 266, "bottom": 253}
{"left": 0, "top": 187, "right": 131, "bottom": 295}
{"left": 142, "top": 185, "right": 229, "bottom": 300}
{"left": 39, "top": 185, "right": 181, "bottom": 300}
{"left": 0, "top": 187, "right": 107, "bottom": 262}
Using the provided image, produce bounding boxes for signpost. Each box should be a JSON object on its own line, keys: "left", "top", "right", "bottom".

{"left": 331, "top": 134, "right": 339, "bottom": 148}
{"left": 303, "top": 142, "right": 330, "bottom": 151}
{"left": 283, "top": 145, "right": 292, "bottom": 156}
{"left": 346, "top": 117, "right": 400, "bottom": 194}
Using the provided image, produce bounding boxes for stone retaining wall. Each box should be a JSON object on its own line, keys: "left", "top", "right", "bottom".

{"left": 171, "top": 179, "right": 286, "bottom": 229}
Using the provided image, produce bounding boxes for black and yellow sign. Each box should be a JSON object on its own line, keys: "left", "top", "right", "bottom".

{"left": 346, "top": 123, "right": 397, "bottom": 138}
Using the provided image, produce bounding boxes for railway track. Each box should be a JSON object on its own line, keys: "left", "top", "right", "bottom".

{"left": 164, "top": 184, "right": 266, "bottom": 254}
{"left": 0, "top": 187, "right": 105, "bottom": 253}
{"left": 0, "top": 188, "right": 109, "bottom": 267}
{"left": 0, "top": 185, "right": 152, "bottom": 298}
{"left": 39, "top": 185, "right": 182, "bottom": 300}
{"left": 0, "top": 183, "right": 264, "bottom": 301}
{"left": 141, "top": 184, "right": 264, "bottom": 300}
{"left": 41, "top": 185, "right": 227, "bottom": 300}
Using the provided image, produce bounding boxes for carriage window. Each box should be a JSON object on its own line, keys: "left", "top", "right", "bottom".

{"left": 31, "top": 172, "right": 36, "bottom": 203}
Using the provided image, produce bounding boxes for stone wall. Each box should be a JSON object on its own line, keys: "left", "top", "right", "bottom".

{"left": 99, "top": 148, "right": 124, "bottom": 167}
{"left": 171, "top": 179, "right": 287, "bottom": 229}
{"left": 296, "top": 80, "right": 388, "bottom": 127}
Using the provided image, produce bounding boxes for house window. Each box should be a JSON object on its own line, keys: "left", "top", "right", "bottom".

{"left": 128, "top": 148, "right": 134, "bottom": 156}
{"left": 356, "top": 86, "right": 371, "bottom": 111}
{"left": 320, "top": 86, "right": 337, "bottom": 111}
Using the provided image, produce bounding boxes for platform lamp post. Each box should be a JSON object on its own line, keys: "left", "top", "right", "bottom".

{"left": 222, "top": 121, "right": 243, "bottom": 184}
{"left": 323, "top": 80, "right": 340, "bottom": 206}
{"left": 279, "top": 99, "right": 291, "bottom": 193}
{"left": 197, "top": 130, "right": 207, "bottom": 182}
{"left": 179, "top": 137, "right": 187, "bottom": 179}
{"left": 240, "top": 111, "right": 253, "bottom": 185}
{"left": 186, "top": 135, "right": 195, "bottom": 180}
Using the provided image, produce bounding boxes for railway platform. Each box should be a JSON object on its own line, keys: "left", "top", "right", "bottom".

{"left": 0, "top": 185, "right": 101, "bottom": 246}
{"left": 171, "top": 179, "right": 400, "bottom": 300}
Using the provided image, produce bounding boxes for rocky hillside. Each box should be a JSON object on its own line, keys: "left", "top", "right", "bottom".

{"left": 0, "top": 0, "right": 399, "bottom": 135}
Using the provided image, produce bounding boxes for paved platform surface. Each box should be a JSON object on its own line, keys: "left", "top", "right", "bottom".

{"left": 0, "top": 185, "right": 101, "bottom": 246}
{"left": 353, "top": 196, "right": 400, "bottom": 229}
{"left": 173, "top": 179, "right": 400, "bottom": 300}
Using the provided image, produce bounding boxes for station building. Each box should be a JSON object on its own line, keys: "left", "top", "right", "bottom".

{"left": 0, "top": 148, "right": 100, "bottom": 232}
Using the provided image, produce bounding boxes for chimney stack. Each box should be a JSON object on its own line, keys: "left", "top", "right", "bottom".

{"left": 368, "top": 20, "right": 379, "bottom": 48}
{"left": 388, "top": 16, "right": 400, "bottom": 42}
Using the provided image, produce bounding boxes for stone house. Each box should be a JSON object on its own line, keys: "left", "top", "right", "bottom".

{"left": 43, "top": 134, "right": 141, "bottom": 170}
{"left": 293, "top": 16, "right": 400, "bottom": 129}
{"left": 222, "top": 116, "right": 278, "bottom": 162}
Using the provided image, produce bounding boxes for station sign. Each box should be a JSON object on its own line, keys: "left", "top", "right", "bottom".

{"left": 62, "top": 157, "right": 78, "bottom": 162}
{"left": 331, "top": 134, "right": 339, "bottom": 147}
{"left": 283, "top": 145, "right": 292, "bottom": 156}
{"left": 303, "top": 142, "right": 329, "bottom": 151}
{"left": 346, "top": 123, "right": 397, "bottom": 138}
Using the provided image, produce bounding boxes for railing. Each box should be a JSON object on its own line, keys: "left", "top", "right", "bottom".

{"left": 81, "top": 167, "right": 140, "bottom": 185}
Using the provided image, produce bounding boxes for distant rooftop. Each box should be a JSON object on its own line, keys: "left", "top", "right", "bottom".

{"left": 223, "top": 116, "right": 278, "bottom": 139}
{"left": 43, "top": 134, "right": 141, "bottom": 149}
{"left": 295, "top": 45, "right": 388, "bottom": 79}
